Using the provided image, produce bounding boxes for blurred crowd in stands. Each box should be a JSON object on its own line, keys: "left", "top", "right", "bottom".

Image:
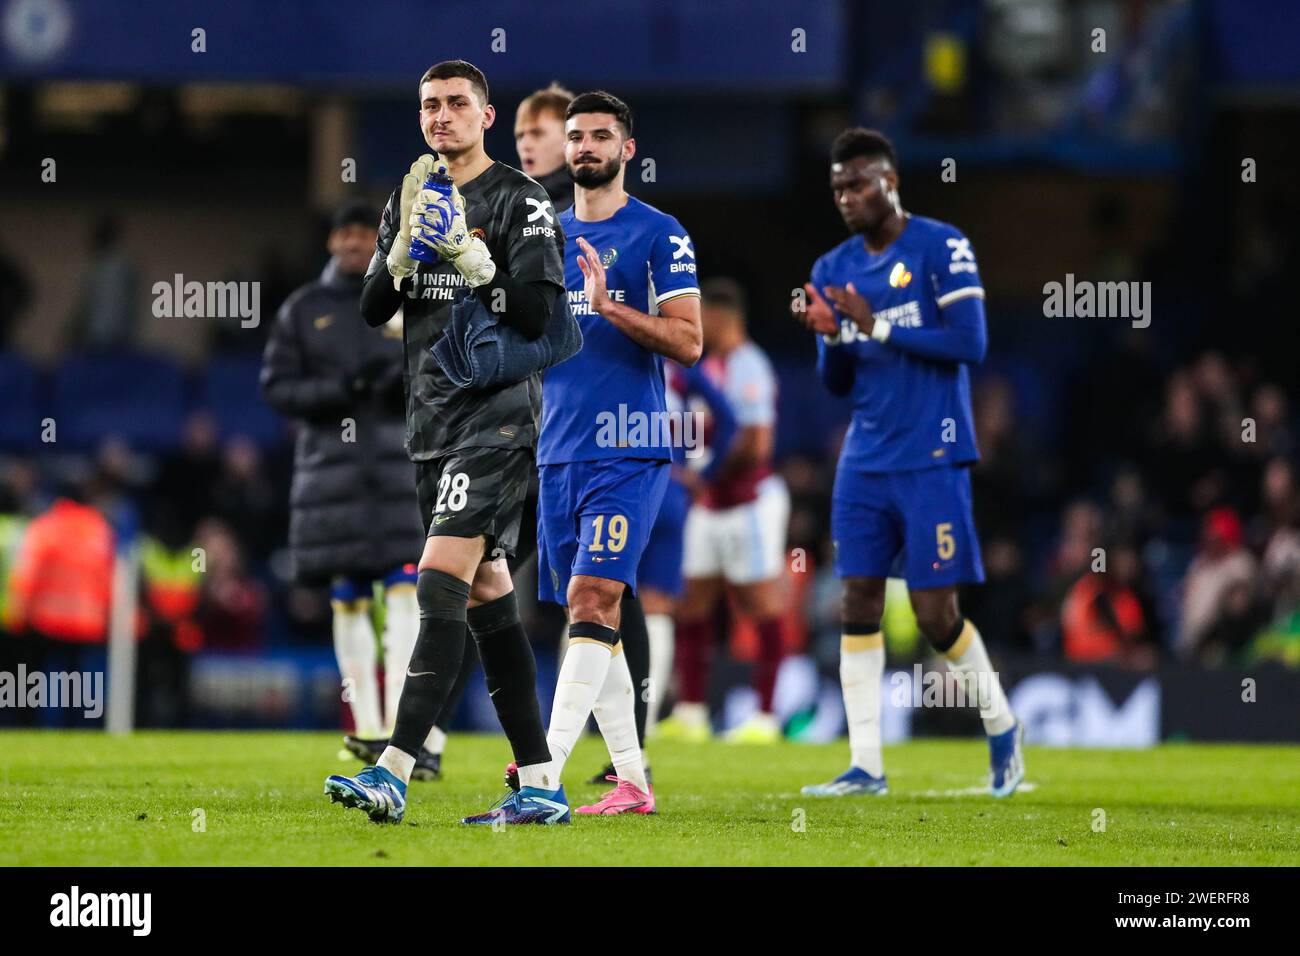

{"left": 0, "top": 416, "right": 292, "bottom": 724}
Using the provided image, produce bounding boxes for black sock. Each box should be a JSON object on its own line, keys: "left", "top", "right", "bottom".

{"left": 469, "top": 591, "right": 551, "bottom": 768}
{"left": 432, "top": 630, "right": 477, "bottom": 737}
{"left": 389, "top": 569, "right": 471, "bottom": 758}
{"left": 620, "top": 591, "right": 651, "bottom": 748}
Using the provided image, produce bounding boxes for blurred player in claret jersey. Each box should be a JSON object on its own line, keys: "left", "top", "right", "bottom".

{"left": 657, "top": 279, "right": 790, "bottom": 744}
{"left": 636, "top": 360, "right": 738, "bottom": 739}
{"left": 530, "top": 90, "right": 702, "bottom": 815}
{"left": 793, "top": 128, "right": 1024, "bottom": 798}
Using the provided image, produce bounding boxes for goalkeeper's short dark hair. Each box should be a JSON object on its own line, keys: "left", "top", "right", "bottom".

{"left": 420, "top": 60, "right": 489, "bottom": 108}
{"left": 566, "top": 91, "right": 633, "bottom": 138}
{"left": 831, "top": 127, "right": 897, "bottom": 168}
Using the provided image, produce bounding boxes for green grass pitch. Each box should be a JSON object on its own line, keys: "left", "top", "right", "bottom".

{"left": 1, "top": 731, "right": 1297, "bottom": 866}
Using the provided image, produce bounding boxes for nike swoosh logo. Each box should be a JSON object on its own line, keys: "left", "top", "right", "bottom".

{"left": 434, "top": 514, "right": 453, "bottom": 525}
{"left": 407, "top": 669, "right": 437, "bottom": 678}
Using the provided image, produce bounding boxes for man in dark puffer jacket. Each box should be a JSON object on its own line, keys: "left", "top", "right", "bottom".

{"left": 261, "top": 202, "right": 459, "bottom": 779}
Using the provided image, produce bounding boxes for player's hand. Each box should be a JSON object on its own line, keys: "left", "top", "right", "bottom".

{"left": 575, "top": 236, "right": 611, "bottom": 315}
{"left": 387, "top": 154, "right": 438, "bottom": 290}
{"left": 822, "top": 282, "right": 873, "bottom": 329}
{"left": 827, "top": 282, "right": 893, "bottom": 342}
{"left": 410, "top": 169, "right": 497, "bottom": 287}
{"left": 795, "top": 282, "right": 839, "bottom": 336}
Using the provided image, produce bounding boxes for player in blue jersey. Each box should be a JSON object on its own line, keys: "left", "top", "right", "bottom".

{"left": 535, "top": 91, "right": 702, "bottom": 815}
{"left": 794, "top": 128, "right": 1024, "bottom": 798}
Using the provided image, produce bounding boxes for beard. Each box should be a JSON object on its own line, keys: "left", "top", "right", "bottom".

{"left": 568, "top": 155, "right": 621, "bottom": 188}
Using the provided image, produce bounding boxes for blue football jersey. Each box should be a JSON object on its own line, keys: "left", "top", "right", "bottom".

{"left": 539, "top": 196, "right": 700, "bottom": 465}
{"left": 812, "top": 214, "right": 984, "bottom": 472}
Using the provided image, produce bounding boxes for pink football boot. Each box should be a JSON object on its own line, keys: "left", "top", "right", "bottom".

{"left": 576, "top": 776, "right": 656, "bottom": 815}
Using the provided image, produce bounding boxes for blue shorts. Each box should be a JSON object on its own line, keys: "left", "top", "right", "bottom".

{"left": 831, "top": 464, "right": 984, "bottom": 589}
{"left": 537, "top": 458, "right": 671, "bottom": 605}
{"left": 637, "top": 475, "right": 690, "bottom": 597}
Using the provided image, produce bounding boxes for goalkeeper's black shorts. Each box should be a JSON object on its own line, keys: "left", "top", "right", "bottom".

{"left": 415, "top": 446, "right": 532, "bottom": 560}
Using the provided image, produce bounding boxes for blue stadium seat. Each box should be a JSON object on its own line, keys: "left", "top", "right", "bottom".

{"left": 52, "top": 352, "right": 187, "bottom": 452}
{"left": 0, "top": 353, "right": 44, "bottom": 451}
{"left": 202, "top": 354, "right": 287, "bottom": 449}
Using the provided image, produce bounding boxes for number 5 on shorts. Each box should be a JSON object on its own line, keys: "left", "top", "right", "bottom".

{"left": 936, "top": 522, "right": 955, "bottom": 560}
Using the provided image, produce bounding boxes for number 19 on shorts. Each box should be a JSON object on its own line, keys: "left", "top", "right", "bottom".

{"left": 589, "top": 514, "right": 628, "bottom": 552}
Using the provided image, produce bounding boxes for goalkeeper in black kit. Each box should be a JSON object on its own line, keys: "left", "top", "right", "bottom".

{"left": 323, "top": 59, "right": 573, "bottom": 825}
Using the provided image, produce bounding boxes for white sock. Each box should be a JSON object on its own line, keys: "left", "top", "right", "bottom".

{"left": 332, "top": 600, "right": 382, "bottom": 738}
{"left": 592, "top": 646, "right": 649, "bottom": 792}
{"left": 382, "top": 584, "right": 420, "bottom": 734}
{"left": 840, "top": 632, "right": 884, "bottom": 777}
{"left": 377, "top": 745, "right": 415, "bottom": 784}
{"left": 945, "top": 620, "right": 1016, "bottom": 736}
{"left": 645, "top": 612, "right": 675, "bottom": 730}
{"left": 423, "top": 725, "right": 447, "bottom": 755}
{"left": 545, "top": 638, "right": 614, "bottom": 780}
{"left": 518, "top": 760, "right": 559, "bottom": 791}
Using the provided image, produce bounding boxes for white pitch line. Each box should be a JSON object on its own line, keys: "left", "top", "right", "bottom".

{"left": 913, "top": 782, "right": 1038, "bottom": 798}
{"left": 778, "top": 781, "right": 1039, "bottom": 799}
